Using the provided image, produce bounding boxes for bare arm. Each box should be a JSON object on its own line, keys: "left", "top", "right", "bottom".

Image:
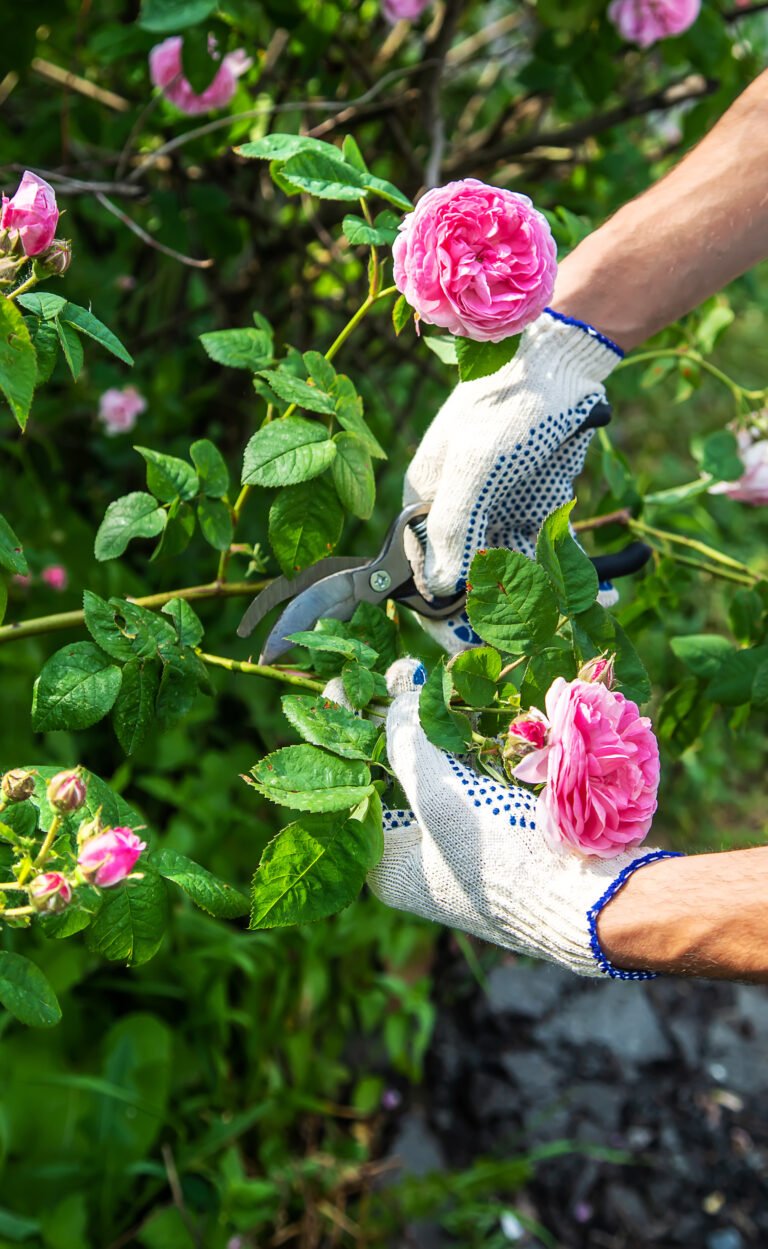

{"left": 552, "top": 70, "right": 768, "bottom": 351}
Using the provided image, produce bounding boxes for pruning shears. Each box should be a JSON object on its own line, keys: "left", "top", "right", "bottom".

{"left": 237, "top": 401, "right": 651, "bottom": 664}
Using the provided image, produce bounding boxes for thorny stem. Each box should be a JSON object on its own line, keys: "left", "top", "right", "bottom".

{"left": 628, "top": 518, "right": 755, "bottom": 575}
{"left": 197, "top": 650, "right": 325, "bottom": 693}
{"left": 6, "top": 273, "right": 38, "bottom": 301}
{"left": 616, "top": 347, "right": 768, "bottom": 414}
{"left": 650, "top": 549, "right": 756, "bottom": 587}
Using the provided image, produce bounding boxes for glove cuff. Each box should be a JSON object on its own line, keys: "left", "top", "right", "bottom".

{"left": 519, "top": 307, "right": 623, "bottom": 387}
{"left": 585, "top": 848, "right": 684, "bottom": 980}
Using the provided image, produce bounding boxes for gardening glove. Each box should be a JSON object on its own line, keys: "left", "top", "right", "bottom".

{"left": 367, "top": 659, "right": 680, "bottom": 980}
{"left": 404, "top": 309, "right": 623, "bottom": 653}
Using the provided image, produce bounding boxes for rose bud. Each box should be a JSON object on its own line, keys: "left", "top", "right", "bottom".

{"left": 502, "top": 709, "right": 550, "bottom": 777}
{"left": 29, "top": 872, "right": 72, "bottom": 913}
{"left": 2, "top": 768, "right": 36, "bottom": 803}
{"left": 0, "top": 171, "right": 59, "bottom": 257}
{"left": 78, "top": 827, "right": 147, "bottom": 888}
{"left": 577, "top": 653, "right": 615, "bottom": 688}
{"left": 36, "top": 237, "right": 72, "bottom": 277}
{"left": 47, "top": 770, "right": 87, "bottom": 813}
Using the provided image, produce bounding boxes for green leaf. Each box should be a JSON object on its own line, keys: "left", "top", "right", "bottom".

{"left": 190, "top": 438, "right": 230, "bottom": 497}
{"left": 161, "top": 597, "right": 204, "bottom": 647}
{"left": 15, "top": 292, "right": 66, "bottom": 319}
{"left": 0, "top": 512, "right": 28, "bottom": 575}
{"left": 753, "top": 659, "right": 768, "bottom": 708}
{"left": 423, "top": 334, "right": 458, "bottom": 365}
{"left": 729, "top": 588, "right": 765, "bottom": 645}
{"left": 59, "top": 301, "right": 133, "bottom": 365}
{"left": 242, "top": 417, "right": 336, "bottom": 488}
{"left": 150, "top": 498, "right": 195, "bottom": 561}
{"left": 342, "top": 660, "right": 376, "bottom": 709}
{"left": 268, "top": 478, "right": 344, "bottom": 577}
{"left": 669, "top": 633, "right": 733, "bottom": 679}
{"left": 455, "top": 335, "right": 520, "bottom": 383}
{"left": 55, "top": 319, "right": 84, "bottom": 380}
{"left": 449, "top": 646, "right": 501, "bottom": 707}
{"left": 535, "top": 500, "right": 599, "bottom": 615}
{"left": 83, "top": 590, "right": 136, "bottom": 660}
{"left": 197, "top": 496, "right": 234, "bottom": 552}
{"left": 342, "top": 133, "right": 368, "bottom": 172}
{"left": 695, "top": 301, "right": 734, "bottom": 355}
{"left": 343, "top": 212, "right": 399, "bottom": 247}
{"left": 0, "top": 952, "right": 61, "bottom": 1028}
{"left": 521, "top": 644, "right": 578, "bottom": 706}
{"left": 26, "top": 317, "right": 58, "bottom": 384}
{"left": 199, "top": 327, "right": 272, "bottom": 371}
{"left": 32, "top": 642, "right": 122, "bottom": 731}
{"left": 303, "top": 350, "right": 337, "bottom": 393}
{"left": 155, "top": 651, "right": 205, "bottom": 724}
{"left": 331, "top": 432, "right": 375, "bottom": 519}
{"left": 151, "top": 847, "right": 249, "bottom": 918}
{"left": 278, "top": 150, "right": 368, "bottom": 201}
{"left": 257, "top": 367, "right": 337, "bottom": 414}
{"left": 466, "top": 548, "right": 560, "bottom": 654}
{"left": 249, "top": 811, "right": 376, "bottom": 928}
{"left": 110, "top": 598, "right": 178, "bottom": 659}
{"left": 0, "top": 578, "right": 6, "bottom": 626}
{"left": 657, "top": 679, "right": 714, "bottom": 752}
{"left": 0, "top": 297, "right": 37, "bottom": 430}
{"left": 706, "top": 645, "right": 768, "bottom": 706}
{"left": 286, "top": 630, "right": 378, "bottom": 667}
{"left": 113, "top": 658, "right": 161, "bottom": 754}
{"left": 392, "top": 293, "right": 412, "bottom": 336}
{"left": 281, "top": 694, "right": 379, "bottom": 760}
{"left": 0, "top": 1207, "right": 41, "bottom": 1240}
{"left": 419, "top": 659, "right": 472, "bottom": 752}
{"left": 235, "top": 134, "right": 333, "bottom": 162}
{"left": 692, "top": 429, "right": 743, "bottom": 482}
{"left": 249, "top": 745, "right": 372, "bottom": 812}
{"left": 135, "top": 446, "right": 199, "bottom": 503}
{"left": 572, "top": 602, "right": 651, "bottom": 704}
{"left": 94, "top": 492, "right": 167, "bottom": 561}
{"left": 349, "top": 601, "right": 399, "bottom": 670}
{"left": 87, "top": 869, "right": 168, "bottom": 965}
{"left": 139, "top": 0, "right": 217, "bottom": 29}
{"left": 332, "top": 374, "right": 386, "bottom": 459}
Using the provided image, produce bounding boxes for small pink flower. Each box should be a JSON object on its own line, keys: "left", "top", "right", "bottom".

{"left": 577, "top": 653, "right": 615, "bottom": 688}
{"left": 30, "top": 872, "right": 72, "bottom": 912}
{"left": 393, "top": 179, "right": 557, "bottom": 342}
{"left": 513, "top": 678, "right": 660, "bottom": 859}
{"left": 78, "top": 827, "right": 147, "bottom": 888}
{"left": 47, "top": 770, "right": 87, "bottom": 813}
{"left": 41, "top": 564, "right": 68, "bottom": 592}
{"left": 97, "top": 386, "right": 147, "bottom": 436}
{"left": 710, "top": 427, "right": 768, "bottom": 506}
{"left": 608, "top": 0, "right": 701, "bottom": 47}
{"left": 149, "top": 35, "right": 252, "bottom": 116}
{"left": 1, "top": 171, "right": 59, "bottom": 257}
{"left": 508, "top": 710, "right": 549, "bottom": 751}
{"left": 382, "top": 0, "right": 432, "bottom": 22}
{"left": 12, "top": 573, "right": 31, "bottom": 589}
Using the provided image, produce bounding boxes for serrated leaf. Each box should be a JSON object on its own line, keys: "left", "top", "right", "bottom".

{"left": 669, "top": 634, "right": 733, "bottom": 679}
{"left": 151, "top": 847, "right": 248, "bottom": 918}
{"left": 95, "top": 492, "right": 167, "bottom": 561}
{"left": 197, "top": 496, "right": 233, "bottom": 551}
{"left": 55, "top": 319, "right": 84, "bottom": 380}
{"left": 236, "top": 133, "right": 333, "bottom": 162}
{"left": 419, "top": 659, "right": 472, "bottom": 752}
{"left": 250, "top": 745, "right": 372, "bottom": 812}
{"left": 692, "top": 429, "right": 743, "bottom": 483}
{"left": 110, "top": 598, "right": 178, "bottom": 659}
{"left": 26, "top": 317, "right": 58, "bottom": 385}
{"left": 331, "top": 432, "right": 375, "bottom": 519}
{"left": 286, "top": 630, "right": 378, "bottom": 667}
{"left": 190, "top": 438, "right": 230, "bottom": 497}
{"left": 0, "top": 297, "right": 37, "bottom": 430}
{"left": 278, "top": 150, "right": 368, "bottom": 201}
{"left": 342, "top": 660, "right": 376, "bottom": 709}
{"left": 16, "top": 292, "right": 67, "bottom": 319}
{"left": 466, "top": 548, "right": 560, "bottom": 654}
{"left": 86, "top": 869, "right": 168, "bottom": 965}
{"left": 0, "top": 952, "right": 61, "bottom": 1028}
{"left": 113, "top": 658, "right": 161, "bottom": 754}
{"left": 342, "top": 133, "right": 368, "bottom": 172}
{"left": 155, "top": 650, "right": 204, "bottom": 724}
{"left": 536, "top": 500, "right": 599, "bottom": 615}
{"left": 521, "top": 644, "right": 578, "bottom": 706}
{"left": 281, "top": 694, "right": 379, "bottom": 760}
{"left": 268, "top": 478, "right": 344, "bottom": 577}
{"left": 729, "top": 589, "right": 764, "bottom": 645}
{"left": 83, "top": 590, "right": 136, "bottom": 660}
{"left": 752, "top": 659, "right": 768, "bottom": 708}
{"left": 199, "top": 327, "right": 272, "bottom": 371}
{"left": 242, "top": 417, "right": 336, "bottom": 487}
{"left": 455, "top": 334, "right": 520, "bottom": 382}
{"left": 150, "top": 498, "right": 195, "bottom": 561}
{"left": 135, "top": 446, "right": 198, "bottom": 503}
{"left": 706, "top": 645, "right": 768, "bottom": 706}
{"left": 60, "top": 301, "right": 133, "bottom": 365}
{"left": 161, "top": 597, "right": 204, "bottom": 647}
{"left": 423, "top": 335, "right": 458, "bottom": 365}
{"left": 0, "top": 512, "right": 28, "bottom": 575}
{"left": 343, "top": 213, "right": 398, "bottom": 247}
{"left": 572, "top": 602, "right": 651, "bottom": 705}
{"left": 32, "top": 642, "right": 122, "bottom": 731}
{"left": 332, "top": 374, "right": 386, "bottom": 459}
{"left": 257, "top": 367, "right": 336, "bottom": 414}
{"left": 303, "top": 350, "right": 336, "bottom": 393}
{"left": 349, "top": 601, "right": 399, "bottom": 671}
{"left": 449, "top": 646, "right": 501, "bottom": 707}
{"left": 392, "top": 293, "right": 411, "bottom": 336}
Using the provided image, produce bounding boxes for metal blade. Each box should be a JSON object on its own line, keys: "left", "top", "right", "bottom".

{"left": 237, "top": 557, "right": 364, "bottom": 639}
{"left": 260, "top": 569, "right": 360, "bottom": 664}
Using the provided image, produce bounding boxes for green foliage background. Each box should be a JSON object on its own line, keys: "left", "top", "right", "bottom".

{"left": 0, "top": 0, "right": 767, "bottom": 1243}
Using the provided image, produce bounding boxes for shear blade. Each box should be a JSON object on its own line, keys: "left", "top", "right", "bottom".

{"left": 237, "top": 557, "right": 363, "bottom": 639}
{"left": 260, "top": 569, "right": 360, "bottom": 664}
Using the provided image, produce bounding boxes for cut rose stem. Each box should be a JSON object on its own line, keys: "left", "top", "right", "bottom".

{"left": 197, "top": 650, "right": 325, "bottom": 693}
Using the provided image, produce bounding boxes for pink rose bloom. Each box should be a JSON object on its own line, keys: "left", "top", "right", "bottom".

{"left": 1, "top": 171, "right": 59, "bottom": 257}
{"left": 382, "top": 0, "right": 432, "bottom": 22}
{"left": 608, "top": 0, "right": 701, "bottom": 47}
{"left": 513, "top": 678, "right": 660, "bottom": 859}
{"left": 78, "top": 827, "right": 147, "bottom": 887}
{"left": 710, "top": 428, "right": 768, "bottom": 506}
{"left": 41, "top": 564, "right": 68, "bottom": 592}
{"left": 30, "top": 872, "right": 72, "bottom": 912}
{"left": 149, "top": 35, "right": 252, "bottom": 116}
{"left": 98, "top": 386, "right": 146, "bottom": 436}
{"left": 508, "top": 710, "right": 549, "bottom": 750}
{"left": 393, "top": 179, "right": 557, "bottom": 342}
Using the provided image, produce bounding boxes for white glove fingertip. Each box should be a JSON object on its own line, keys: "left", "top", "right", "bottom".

{"left": 386, "top": 657, "right": 427, "bottom": 696}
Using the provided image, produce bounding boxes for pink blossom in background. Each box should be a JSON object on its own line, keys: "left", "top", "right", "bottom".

{"left": 41, "top": 564, "right": 68, "bottom": 592}
{"left": 513, "top": 678, "right": 660, "bottom": 859}
{"left": 608, "top": 0, "right": 701, "bottom": 47}
{"left": 149, "top": 35, "right": 252, "bottom": 116}
{"left": 30, "top": 872, "right": 72, "bottom": 911}
{"left": 0, "top": 171, "right": 59, "bottom": 256}
{"left": 710, "top": 427, "right": 768, "bottom": 506}
{"left": 98, "top": 385, "right": 146, "bottom": 436}
{"left": 78, "top": 827, "right": 147, "bottom": 888}
{"left": 12, "top": 574, "right": 31, "bottom": 589}
{"left": 393, "top": 179, "right": 557, "bottom": 342}
{"left": 382, "top": 0, "right": 432, "bottom": 23}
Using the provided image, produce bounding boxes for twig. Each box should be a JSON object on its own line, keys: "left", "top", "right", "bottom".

{"left": 161, "top": 1144, "right": 200, "bottom": 1249}
{"left": 421, "top": 0, "right": 464, "bottom": 187}
{"left": 31, "top": 57, "right": 130, "bottom": 112}
{"left": 197, "top": 650, "right": 324, "bottom": 693}
{"left": 573, "top": 509, "right": 633, "bottom": 532}
{"left": 95, "top": 192, "right": 214, "bottom": 268}
{"left": 0, "top": 166, "right": 142, "bottom": 197}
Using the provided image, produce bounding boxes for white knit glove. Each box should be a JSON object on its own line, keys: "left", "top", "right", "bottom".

{"left": 367, "top": 659, "right": 680, "bottom": 980}
{"left": 405, "top": 309, "right": 623, "bottom": 652}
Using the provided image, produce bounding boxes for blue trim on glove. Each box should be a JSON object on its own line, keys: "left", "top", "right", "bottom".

{"left": 544, "top": 307, "right": 624, "bottom": 359}
{"left": 587, "top": 849, "right": 684, "bottom": 980}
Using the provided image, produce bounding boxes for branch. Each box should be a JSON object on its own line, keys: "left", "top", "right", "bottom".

{"left": 421, "top": 0, "right": 465, "bottom": 187}
{"left": 95, "top": 192, "right": 214, "bottom": 269}
{"left": 197, "top": 651, "right": 324, "bottom": 693}
{"left": 0, "top": 167, "right": 142, "bottom": 199}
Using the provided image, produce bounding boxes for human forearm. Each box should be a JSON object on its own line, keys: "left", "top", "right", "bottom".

{"left": 552, "top": 70, "right": 768, "bottom": 351}
{"left": 597, "top": 846, "right": 768, "bottom": 981}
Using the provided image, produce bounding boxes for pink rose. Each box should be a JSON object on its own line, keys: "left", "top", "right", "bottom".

{"left": 41, "top": 564, "right": 68, "bottom": 592}
{"left": 382, "top": 0, "right": 432, "bottom": 22}
{"left": 78, "top": 827, "right": 147, "bottom": 887}
{"left": 98, "top": 386, "right": 146, "bottom": 436}
{"left": 30, "top": 872, "right": 72, "bottom": 912}
{"left": 710, "top": 428, "right": 768, "bottom": 506}
{"left": 513, "top": 678, "right": 660, "bottom": 859}
{"left": 1, "top": 171, "right": 59, "bottom": 257}
{"left": 608, "top": 0, "right": 701, "bottom": 47}
{"left": 393, "top": 179, "right": 557, "bottom": 342}
{"left": 149, "top": 35, "right": 252, "bottom": 116}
